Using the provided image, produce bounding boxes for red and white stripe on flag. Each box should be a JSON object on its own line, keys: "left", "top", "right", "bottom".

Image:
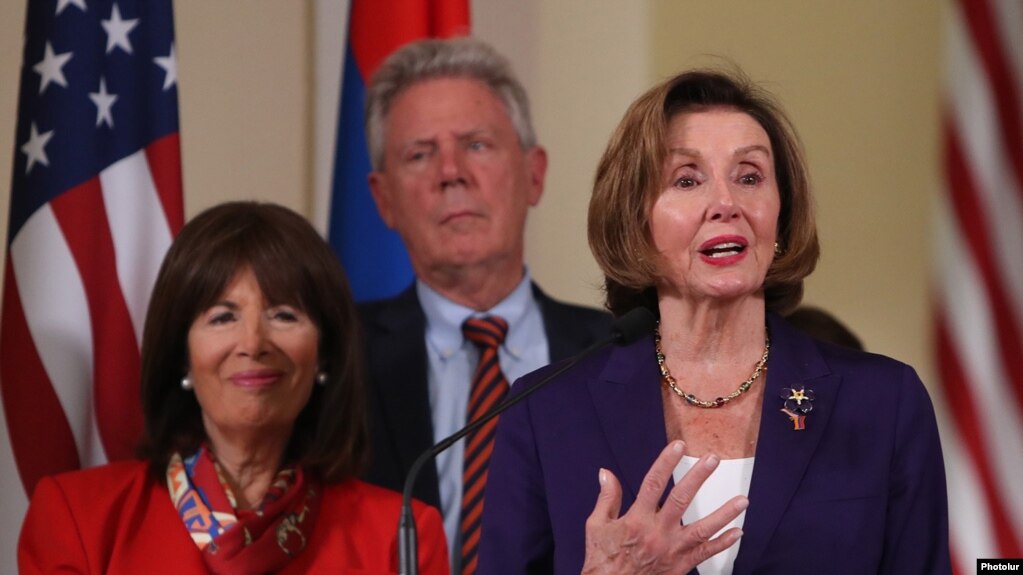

{"left": 935, "top": 0, "right": 1023, "bottom": 570}
{"left": 0, "top": 0, "right": 183, "bottom": 569}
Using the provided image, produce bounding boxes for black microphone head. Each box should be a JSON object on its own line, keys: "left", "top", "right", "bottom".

{"left": 611, "top": 307, "right": 657, "bottom": 345}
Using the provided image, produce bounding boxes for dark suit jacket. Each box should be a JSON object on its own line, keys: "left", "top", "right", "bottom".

{"left": 358, "top": 282, "right": 613, "bottom": 508}
{"left": 478, "top": 312, "right": 951, "bottom": 574}
{"left": 20, "top": 460, "right": 448, "bottom": 574}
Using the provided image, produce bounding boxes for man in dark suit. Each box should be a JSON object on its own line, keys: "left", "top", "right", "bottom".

{"left": 358, "top": 37, "right": 612, "bottom": 573}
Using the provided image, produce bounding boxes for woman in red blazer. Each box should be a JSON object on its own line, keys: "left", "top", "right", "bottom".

{"left": 19, "top": 202, "right": 447, "bottom": 574}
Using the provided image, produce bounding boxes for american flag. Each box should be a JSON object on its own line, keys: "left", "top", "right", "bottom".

{"left": 935, "top": 0, "right": 1023, "bottom": 570}
{"left": 0, "top": 0, "right": 182, "bottom": 567}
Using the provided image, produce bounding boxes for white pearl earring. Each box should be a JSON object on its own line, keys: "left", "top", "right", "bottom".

{"left": 181, "top": 376, "right": 193, "bottom": 391}
{"left": 316, "top": 372, "right": 328, "bottom": 386}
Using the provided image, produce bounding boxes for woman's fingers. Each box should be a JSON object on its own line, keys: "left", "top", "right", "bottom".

{"left": 583, "top": 449, "right": 748, "bottom": 574}
{"left": 678, "top": 495, "right": 748, "bottom": 555}
{"left": 632, "top": 440, "right": 687, "bottom": 515}
{"left": 687, "top": 526, "right": 744, "bottom": 566}
{"left": 657, "top": 452, "right": 719, "bottom": 528}
{"left": 587, "top": 467, "right": 624, "bottom": 527}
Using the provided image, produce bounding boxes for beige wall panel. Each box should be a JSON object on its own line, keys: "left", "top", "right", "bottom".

{"left": 175, "top": 2, "right": 311, "bottom": 217}
{"left": 478, "top": 1, "right": 652, "bottom": 310}
{"left": 0, "top": 2, "right": 27, "bottom": 294}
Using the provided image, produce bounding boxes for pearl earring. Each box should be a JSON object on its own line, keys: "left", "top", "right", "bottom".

{"left": 316, "top": 372, "right": 328, "bottom": 386}
{"left": 774, "top": 241, "right": 782, "bottom": 256}
{"left": 181, "top": 376, "right": 193, "bottom": 391}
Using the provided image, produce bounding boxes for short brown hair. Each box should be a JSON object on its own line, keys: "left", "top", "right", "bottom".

{"left": 138, "top": 201, "right": 367, "bottom": 483}
{"left": 588, "top": 69, "right": 819, "bottom": 316}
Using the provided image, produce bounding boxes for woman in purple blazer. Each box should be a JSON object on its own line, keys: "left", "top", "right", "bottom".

{"left": 478, "top": 69, "right": 951, "bottom": 574}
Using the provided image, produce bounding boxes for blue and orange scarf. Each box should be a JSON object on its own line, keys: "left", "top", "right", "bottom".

{"left": 167, "top": 446, "right": 321, "bottom": 574}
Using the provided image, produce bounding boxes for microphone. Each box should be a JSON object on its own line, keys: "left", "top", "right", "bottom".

{"left": 397, "top": 307, "right": 656, "bottom": 575}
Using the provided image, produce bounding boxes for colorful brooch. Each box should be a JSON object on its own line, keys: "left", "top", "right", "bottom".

{"left": 780, "top": 385, "right": 815, "bottom": 430}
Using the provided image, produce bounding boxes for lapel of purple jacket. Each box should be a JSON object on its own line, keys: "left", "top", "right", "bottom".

{"left": 586, "top": 333, "right": 668, "bottom": 504}
{"left": 732, "top": 313, "right": 842, "bottom": 573}
{"left": 586, "top": 313, "right": 842, "bottom": 574}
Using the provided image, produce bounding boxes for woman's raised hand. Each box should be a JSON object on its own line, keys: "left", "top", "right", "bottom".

{"left": 581, "top": 441, "right": 748, "bottom": 575}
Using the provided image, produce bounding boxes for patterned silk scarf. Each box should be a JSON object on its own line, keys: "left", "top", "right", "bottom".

{"left": 167, "top": 446, "right": 322, "bottom": 574}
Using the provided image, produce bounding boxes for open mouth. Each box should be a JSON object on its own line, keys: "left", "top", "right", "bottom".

{"left": 700, "top": 242, "right": 746, "bottom": 258}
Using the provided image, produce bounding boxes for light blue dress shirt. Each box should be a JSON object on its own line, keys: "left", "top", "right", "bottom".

{"left": 417, "top": 270, "right": 549, "bottom": 569}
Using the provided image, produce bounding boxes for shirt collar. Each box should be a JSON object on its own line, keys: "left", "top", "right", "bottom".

{"left": 418, "top": 270, "right": 536, "bottom": 361}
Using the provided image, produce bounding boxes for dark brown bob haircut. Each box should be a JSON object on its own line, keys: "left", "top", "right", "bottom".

{"left": 138, "top": 201, "right": 367, "bottom": 483}
{"left": 588, "top": 68, "right": 819, "bottom": 317}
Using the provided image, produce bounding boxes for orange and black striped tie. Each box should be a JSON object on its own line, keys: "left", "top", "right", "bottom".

{"left": 459, "top": 315, "right": 510, "bottom": 575}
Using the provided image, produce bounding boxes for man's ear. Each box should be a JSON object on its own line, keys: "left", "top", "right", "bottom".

{"left": 368, "top": 171, "right": 396, "bottom": 229}
{"left": 525, "top": 146, "right": 548, "bottom": 206}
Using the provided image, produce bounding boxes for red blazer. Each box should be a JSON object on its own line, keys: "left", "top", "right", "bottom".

{"left": 19, "top": 460, "right": 448, "bottom": 574}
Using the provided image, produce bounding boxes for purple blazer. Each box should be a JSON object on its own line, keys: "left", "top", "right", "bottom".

{"left": 478, "top": 313, "right": 951, "bottom": 574}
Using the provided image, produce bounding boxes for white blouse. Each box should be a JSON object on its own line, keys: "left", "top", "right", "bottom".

{"left": 672, "top": 455, "right": 755, "bottom": 575}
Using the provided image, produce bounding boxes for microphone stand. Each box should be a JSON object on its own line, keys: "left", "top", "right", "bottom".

{"left": 397, "top": 308, "right": 655, "bottom": 575}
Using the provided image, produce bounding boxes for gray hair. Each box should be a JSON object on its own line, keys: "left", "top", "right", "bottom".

{"left": 365, "top": 37, "right": 537, "bottom": 170}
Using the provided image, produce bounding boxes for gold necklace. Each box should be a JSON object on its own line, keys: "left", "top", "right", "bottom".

{"left": 655, "top": 323, "right": 770, "bottom": 408}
